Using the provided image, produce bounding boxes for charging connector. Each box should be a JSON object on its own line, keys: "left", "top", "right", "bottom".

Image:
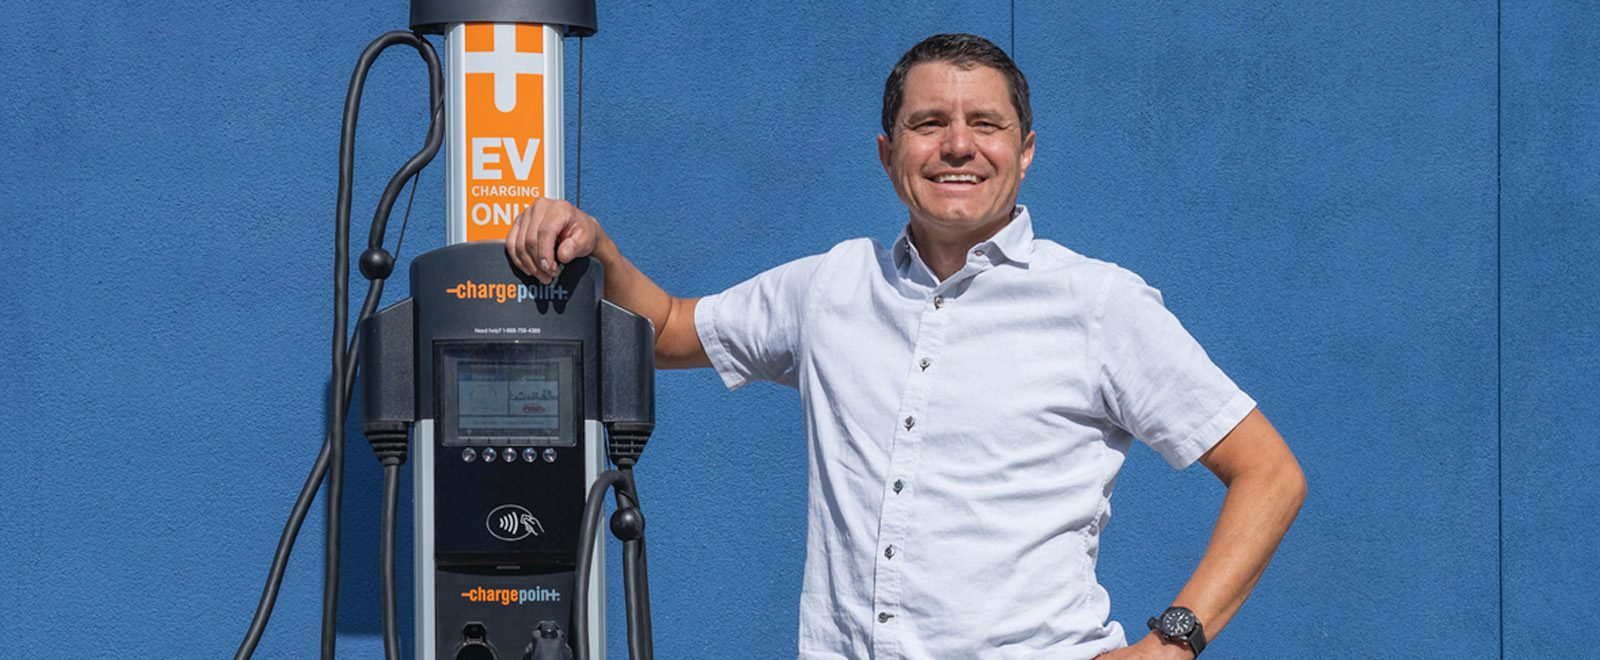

{"left": 525, "top": 621, "right": 574, "bottom": 660}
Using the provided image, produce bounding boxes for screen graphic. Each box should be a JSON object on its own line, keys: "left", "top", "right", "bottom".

{"left": 457, "top": 361, "right": 561, "bottom": 436}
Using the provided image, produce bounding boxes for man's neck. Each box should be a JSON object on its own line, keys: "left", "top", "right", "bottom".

{"left": 907, "top": 213, "right": 1012, "bottom": 282}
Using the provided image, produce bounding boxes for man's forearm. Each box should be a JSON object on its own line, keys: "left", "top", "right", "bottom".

{"left": 1133, "top": 408, "right": 1306, "bottom": 657}
{"left": 1169, "top": 456, "right": 1305, "bottom": 639}
{"left": 591, "top": 232, "right": 706, "bottom": 369}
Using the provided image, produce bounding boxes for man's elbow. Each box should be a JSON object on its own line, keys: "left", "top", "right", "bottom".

{"left": 655, "top": 346, "right": 711, "bottom": 370}
{"left": 651, "top": 297, "right": 711, "bottom": 369}
{"left": 1271, "top": 458, "right": 1308, "bottom": 521}
{"left": 1227, "top": 451, "right": 1307, "bottom": 523}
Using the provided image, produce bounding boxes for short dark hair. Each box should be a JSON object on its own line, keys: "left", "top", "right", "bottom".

{"left": 881, "top": 33, "right": 1032, "bottom": 139}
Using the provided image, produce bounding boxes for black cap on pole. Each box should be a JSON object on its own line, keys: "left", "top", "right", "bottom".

{"left": 410, "top": 0, "right": 597, "bottom": 36}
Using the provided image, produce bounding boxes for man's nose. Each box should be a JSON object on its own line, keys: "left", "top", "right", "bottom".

{"left": 940, "top": 122, "right": 976, "bottom": 160}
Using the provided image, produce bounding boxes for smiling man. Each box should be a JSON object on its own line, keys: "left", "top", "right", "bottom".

{"left": 507, "top": 33, "right": 1305, "bottom": 659}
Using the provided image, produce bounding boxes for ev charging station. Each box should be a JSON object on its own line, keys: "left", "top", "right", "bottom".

{"left": 361, "top": 243, "right": 653, "bottom": 659}
{"left": 238, "top": 2, "right": 660, "bottom": 658}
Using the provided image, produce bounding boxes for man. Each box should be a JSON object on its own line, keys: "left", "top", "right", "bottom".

{"left": 507, "top": 34, "right": 1304, "bottom": 659}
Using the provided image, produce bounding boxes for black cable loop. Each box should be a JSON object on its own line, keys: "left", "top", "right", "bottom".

{"left": 572, "top": 466, "right": 655, "bottom": 660}
{"left": 327, "top": 31, "right": 444, "bottom": 659}
{"left": 236, "top": 29, "right": 442, "bottom": 660}
{"left": 573, "top": 470, "right": 629, "bottom": 660}
{"left": 234, "top": 322, "right": 366, "bottom": 660}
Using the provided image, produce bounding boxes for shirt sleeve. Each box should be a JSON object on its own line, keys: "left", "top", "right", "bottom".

{"left": 694, "top": 254, "right": 825, "bottom": 390}
{"left": 1094, "top": 270, "right": 1257, "bottom": 469}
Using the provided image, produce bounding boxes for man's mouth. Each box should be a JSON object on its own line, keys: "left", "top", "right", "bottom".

{"left": 931, "top": 173, "right": 983, "bottom": 184}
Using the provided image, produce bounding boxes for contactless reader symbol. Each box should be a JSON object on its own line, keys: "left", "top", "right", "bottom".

{"left": 486, "top": 504, "right": 545, "bottom": 541}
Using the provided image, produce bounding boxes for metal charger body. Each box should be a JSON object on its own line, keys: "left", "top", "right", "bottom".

{"left": 364, "top": 241, "right": 652, "bottom": 658}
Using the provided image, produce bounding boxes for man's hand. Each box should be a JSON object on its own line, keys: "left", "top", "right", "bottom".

{"left": 505, "top": 197, "right": 603, "bottom": 284}
{"left": 500, "top": 197, "right": 711, "bottom": 369}
{"left": 1095, "top": 633, "right": 1195, "bottom": 659}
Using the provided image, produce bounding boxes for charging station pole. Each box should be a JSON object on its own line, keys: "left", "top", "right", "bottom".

{"left": 403, "top": 2, "right": 605, "bottom": 658}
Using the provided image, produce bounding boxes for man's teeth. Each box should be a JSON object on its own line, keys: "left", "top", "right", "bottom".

{"left": 934, "top": 174, "right": 980, "bottom": 183}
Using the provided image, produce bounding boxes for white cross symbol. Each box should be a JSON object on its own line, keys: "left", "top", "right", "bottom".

{"left": 464, "top": 24, "right": 545, "bottom": 113}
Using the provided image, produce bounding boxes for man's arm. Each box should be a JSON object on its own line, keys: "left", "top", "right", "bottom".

{"left": 1101, "top": 408, "right": 1307, "bottom": 659}
{"left": 505, "top": 198, "right": 710, "bottom": 369}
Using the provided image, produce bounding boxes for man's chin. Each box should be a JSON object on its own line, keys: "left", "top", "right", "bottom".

{"left": 914, "top": 209, "right": 1007, "bottom": 233}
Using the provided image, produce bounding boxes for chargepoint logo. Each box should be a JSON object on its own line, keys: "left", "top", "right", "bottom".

{"left": 486, "top": 503, "right": 546, "bottom": 541}
{"left": 447, "top": 280, "right": 570, "bottom": 304}
{"left": 459, "top": 586, "right": 563, "bottom": 606}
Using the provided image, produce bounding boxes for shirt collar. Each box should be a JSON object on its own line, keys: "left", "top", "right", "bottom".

{"left": 892, "top": 205, "right": 1036, "bottom": 278}
{"left": 983, "top": 205, "right": 1036, "bottom": 265}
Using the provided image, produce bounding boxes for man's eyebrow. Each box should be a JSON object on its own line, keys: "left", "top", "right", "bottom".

{"left": 965, "top": 108, "right": 1012, "bottom": 124}
{"left": 901, "top": 109, "right": 947, "bottom": 125}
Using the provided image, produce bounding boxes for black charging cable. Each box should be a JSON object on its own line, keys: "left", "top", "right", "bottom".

{"left": 572, "top": 463, "right": 654, "bottom": 660}
{"left": 235, "top": 30, "right": 442, "bottom": 660}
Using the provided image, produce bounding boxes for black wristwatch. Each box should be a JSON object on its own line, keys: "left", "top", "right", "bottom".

{"left": 1147, "top": 606, "right": 1207, "bottom": 656}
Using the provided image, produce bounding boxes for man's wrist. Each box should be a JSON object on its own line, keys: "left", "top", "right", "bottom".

{"left": 1133, "top": 632, "right": 1197, "bottom": 659}
{"left": 1153, "top": 632, "right": 1198, "bottom": 659}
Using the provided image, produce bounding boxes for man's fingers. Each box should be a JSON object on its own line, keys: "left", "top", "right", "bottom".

{"left": 515, "top": 204, "right": 541, "bottom": 277}
{"left": 532, "top": 202, "right": 567, "bottom": 280}
{"left": 506, "top": 207, "right": 530, "bottom": 274}
{"left": 521, "top": 199, "right": 553, "bottom": 283}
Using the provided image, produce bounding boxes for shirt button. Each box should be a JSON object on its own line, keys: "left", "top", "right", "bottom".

{"left": 933, "top": 295, "right": 945, "bottom": 309}
{"left": 903, "top": 416, "right": 916, "bottom": 430}
{"left": 878, "top": 612, "right": 893, "bottom": 623}
{"left": 884, "top": 545, "right": 896, "bottom": 558}
{"left": 918, "top": 357, "right": 931, "bottom": 371}
{"left": 974, "top": 248, "right": 985, "bottom": 257}
{"left": 893, "top": 479, "right": 904, "bottom": 493}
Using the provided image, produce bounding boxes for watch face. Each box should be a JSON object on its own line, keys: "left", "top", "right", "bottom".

{"left": 1161, "top": 609, "right": 1195, "bottom": 636}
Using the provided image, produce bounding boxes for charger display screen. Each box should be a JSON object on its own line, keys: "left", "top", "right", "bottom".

{"left": 436, "top": 341, "right": 579, "bottom": 447}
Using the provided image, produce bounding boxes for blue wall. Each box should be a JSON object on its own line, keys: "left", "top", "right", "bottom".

{"left": 1501, "top": 2, "right": 1600, "bottom": 658}
{"left": 1, "top": 1, "right": 1591, "bottom": 657}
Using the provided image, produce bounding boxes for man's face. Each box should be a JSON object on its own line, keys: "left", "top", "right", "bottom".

{"left": 878, "top": 61, "right": 1035, "bottom": 240}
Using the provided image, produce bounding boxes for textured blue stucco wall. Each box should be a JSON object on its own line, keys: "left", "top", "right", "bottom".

{"left": 1501, "top": 2, "right": 1600, "bottom": 658}
{"left": 0, "top": 1, "right": 1591, "bottom": 658}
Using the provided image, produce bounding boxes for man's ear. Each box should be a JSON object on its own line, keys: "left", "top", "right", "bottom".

{"left": 877, "top": 133, "right": 893, "bottom": 173}
{"left": 1020, "top": 130, "right": 1036, "bottom": 179}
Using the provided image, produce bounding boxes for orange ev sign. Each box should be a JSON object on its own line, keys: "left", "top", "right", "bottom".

{"left": 463, "top": 24, "right": 546, "bottom": 242}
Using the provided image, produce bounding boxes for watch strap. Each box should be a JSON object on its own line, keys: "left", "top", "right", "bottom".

{"left": 1187, "top": 621, "right": 1207, "bottom": 655}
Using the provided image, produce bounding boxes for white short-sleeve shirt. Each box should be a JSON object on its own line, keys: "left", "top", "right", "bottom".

{"left": 694, "top": 207, "right": 1256, "bottom": 659}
